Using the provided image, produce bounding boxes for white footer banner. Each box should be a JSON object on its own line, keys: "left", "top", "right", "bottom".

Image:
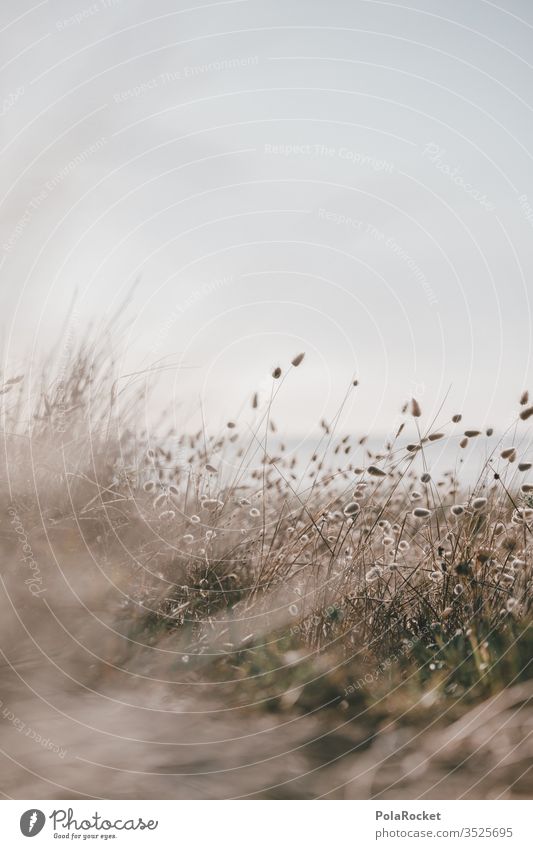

{"left": 1, "top": 800, "right": 531, "bottom": 847}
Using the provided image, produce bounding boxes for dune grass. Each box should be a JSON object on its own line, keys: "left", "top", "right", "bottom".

{"left": 2, "top": 337, "right": 533, "bottom": 797}
{"left": 3, "top": 340, "right": 533, "bottom": 699}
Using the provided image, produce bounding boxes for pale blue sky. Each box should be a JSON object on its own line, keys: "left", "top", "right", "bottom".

{"left": 2, "top": 0, "right": 533, "bottom": 439}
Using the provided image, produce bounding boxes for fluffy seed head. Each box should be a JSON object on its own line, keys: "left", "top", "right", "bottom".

{"left": 159, "top": 510, "right": 175, "bottom": 520}
{"left": 410, "top": 398, "right": 422, "bottom": 417}
{"left": 291, "top": 352, "right": 305, "bottom": 367}
{"left": 412, "top": 507, "right": 431, "bottom": 518}
{"left": 202, "top": 498, "right": 223, "bottom": 510}
{"left": 343, "top": 501, "right": 360, "bottom": 517}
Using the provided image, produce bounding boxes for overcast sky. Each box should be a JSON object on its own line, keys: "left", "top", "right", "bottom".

{"left": 2, "top": 0, "right": 533, "bottom": 441}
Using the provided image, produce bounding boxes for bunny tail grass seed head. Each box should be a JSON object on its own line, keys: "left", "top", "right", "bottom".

{"left": 452, "top": 414, "right": 462, "bottom": 423}
{"left": 272, "top": 367, "right": 282, "bottom": 379}
{"left": 413, "top": 507, "right": 431, "bottom": 518}
{"left": 291, "top": 352, "right": 305, "bottom": 367}
{"left": 520, "top": 390, "right": 529, "bottom": 405}
{"left": 367, "top": 465, "right": 386, "bottom": 477}
{"left": 343, "top": 501, "right": 360, "bottom": 517}
{"left": 410, "top": 398, "right": 422, "bottom": 417}
{"left": 520, "top": 405, "right": 533, "bottom": 421}
{"left": 159, "top": 510, "right": 175, "bottom": 521}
